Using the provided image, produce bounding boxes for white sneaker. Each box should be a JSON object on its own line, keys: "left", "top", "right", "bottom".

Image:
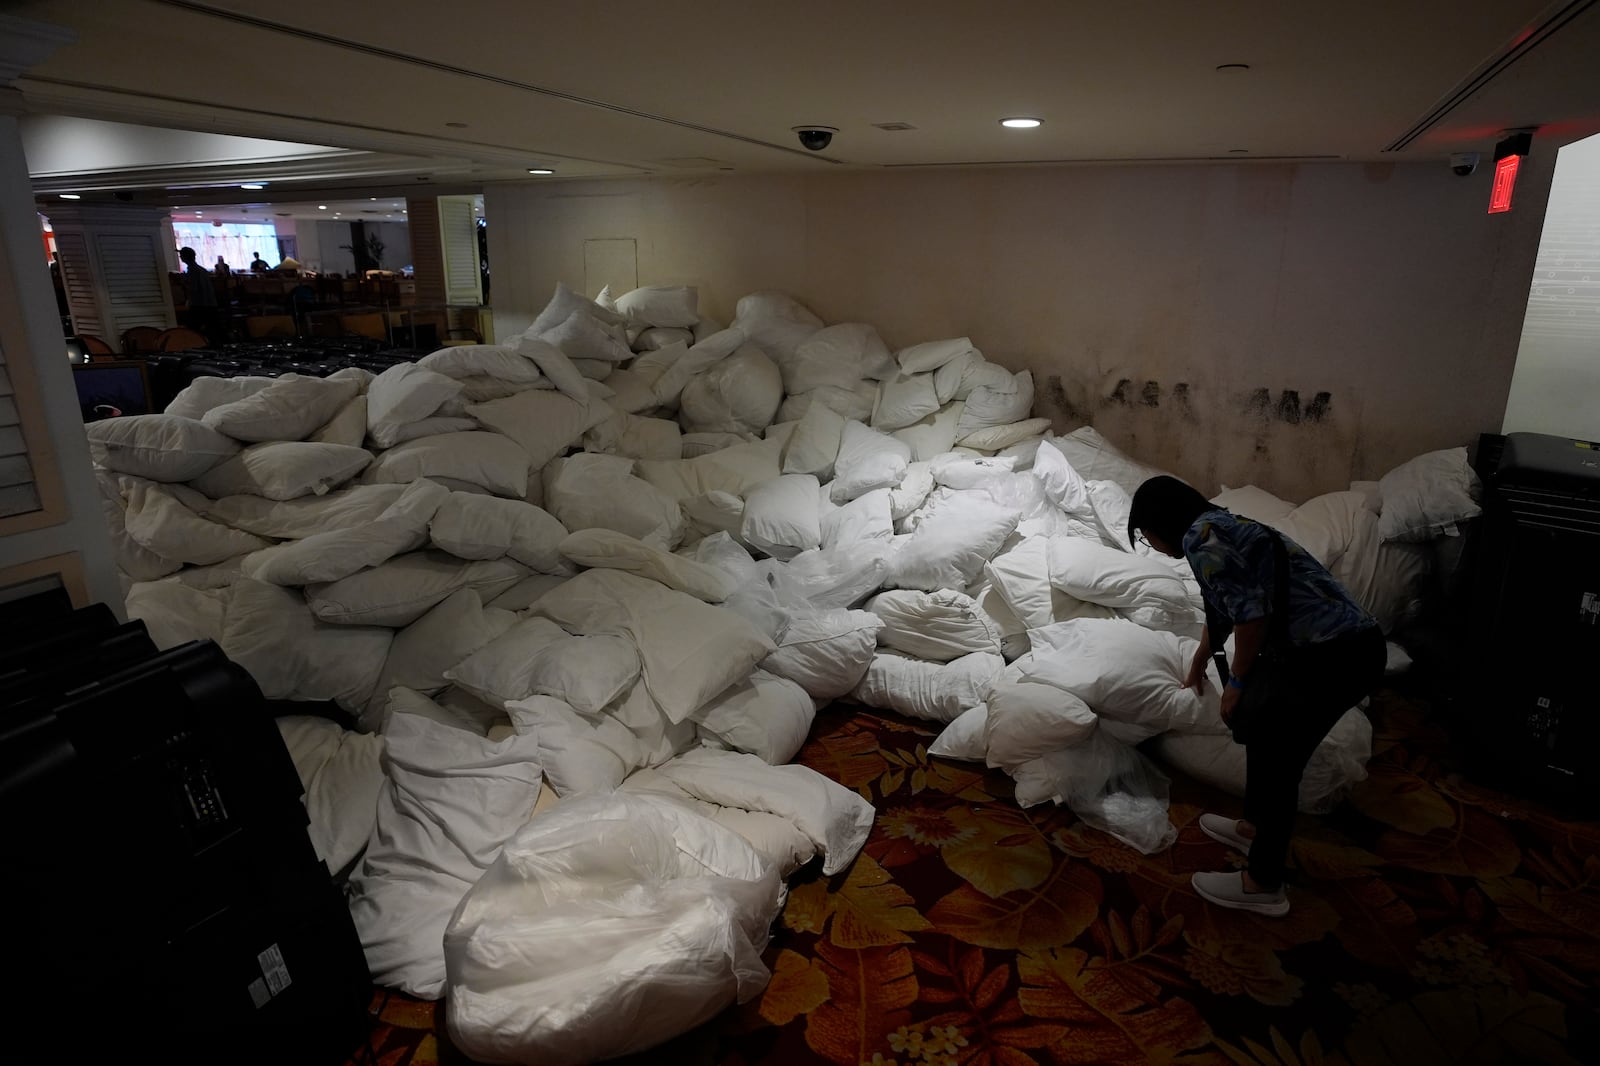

{"left": 1198, "top": 813, "right": 1253, "bottom": 854}
{"left": 1191, "top": 870, "right": 1289, "bottom": 917}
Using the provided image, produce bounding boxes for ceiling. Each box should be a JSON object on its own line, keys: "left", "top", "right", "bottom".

{"left": 10, "top": 0, "right": 1600, "bottom": 206}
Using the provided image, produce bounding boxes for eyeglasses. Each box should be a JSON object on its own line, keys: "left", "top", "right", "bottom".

{"left": 1133, "top": 529, "right": 1152, "bottom": 549}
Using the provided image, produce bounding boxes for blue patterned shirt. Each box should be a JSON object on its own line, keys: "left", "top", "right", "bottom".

{"left": 1181, "top": 509, "right": 1376, "bottom": 646}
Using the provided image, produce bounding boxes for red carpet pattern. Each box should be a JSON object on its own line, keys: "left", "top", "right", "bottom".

{"left": 347, "top": 690, "right": 1600, "bottom": 1065}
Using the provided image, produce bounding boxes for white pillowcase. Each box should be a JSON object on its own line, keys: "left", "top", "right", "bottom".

{"left": 959, "top": 418, "right": 1053, "bottom": 453}
{"left": 538, "top": 309, "right": 634, "bottom": 364}
{"left": 164, "top": 376, "right": 274, "bottom": 420}
{"left": 1377, "top": 446, "right": 1481, "bottom": 542}
{"left": 1211, "top": 483, "right": 1297, "bottom": 524}
{"left": 193, "top": 483, "right": 404, "bottom": 538}
{"left": 1031, "top": 439, "right": 1090, "bottom": 514}
{"left": 830, "top": 420, "right": 911, "bottom": 503}
{"left": 1049, "top": 536, "right": 1199, "bottom": 615}
{"left": 821, "top": 487, "right": 894, "bottom": 549}
{"left": 310, "top": 394, "right": 368, "bottom": 447}
{"left": 777, "top": 381, "right": 880, "bottom": 425}
{"left": 782, "top": 399, "right": 846, "bottom": 478}
{"left": 890, "top": 401, "right": 966, "bottom": 462}
{"left": 417, "top": 344, "right": 546, "bottom": 385}
{"left": 932, "top": 350, "right": 989, "bottom": 404}
{"left": 526, "top": 633, "right": 642, "bottom": 714}
{"left": 544, "top": 453, "right": 686, "bottom": 549}
{"left": 1045, "top": 427, "right": 1170, "bottom": 498}
{"left": 121, "top": 481, "right": 270, "bottom": 564}
{"left": 1024, "top": 618, "right": 1209, "bottom": 740}
{"left": 983, "top": 679, "right": 1098, "bottom": 771}
{"left": 582, "top": 411, "right": 682, "bottom": 461}
{"left": 246, "top": 478, "right": 447, "bottom": 586}
{"left": 87, "top": 414, "right": 241, "bottom": 482}
{"left": 202, "top": 374, "right": 361, "bottom": 443}
{"left": 761, "top": 607, "right": 882, "bottom": 699}
{"left": 789, "top": 323, "right": 895, "bottom": 391}
{"left": 888, "top": 495, "right": 1021, "bottom": 591}
{"left": 429, "top": 492, "right": 571, "bottom": 574}
{"left": 306, "top": 551, "right": 525, "bottom": 627}
{"left": 898, "top": 337, "right": 978, "bottom": 375}
{"left": 615, "top": 285, "right": 700, "bottom": 328}
{"left": 361, "top": 432, "right": 530, "bottom": 498}
{"left": 928, "top": 703, "right": 989, "bottom": 762}
{"left": 366, "top": 364, "right": 465, "bottom": 448}
{"left": 956, "top": 370, "right": 1034, "bottom": 442}
{"left": 191, "top": 442, "right": 372, "bottom": 501}
{"left": 678, "top": 346, "right": 784, "bottom": 436}
{"left": 361, "top": 588, "right": 517, "bottom": 731}
{"left": 125, "top": 580, "right": 230, "bottom": 650}
{"left": 505, "top": 695, "right": 633, "bottom": 795}
{"left": 445, "top": 616, "right": 571, "bottom": 707}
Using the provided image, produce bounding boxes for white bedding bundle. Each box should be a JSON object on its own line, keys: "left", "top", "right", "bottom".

{"left": 99, "top": 281, "right": 1462, "bottom": 1060}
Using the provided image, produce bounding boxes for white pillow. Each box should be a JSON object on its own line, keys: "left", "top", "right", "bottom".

{"left": 1031, "top": 439, "right": 1090, "bottom": 514}
{"left": 87, "top": 414, "right": 240, "bottom": 482}
{"left": 467, "top": 389, "right": 613, "bottom": 471}
{"left": 615, "top": 285, "right": 700, "bottom": 328}
{"left": 125, "top": 580, "right": 229, "bottom": 650}
{"left": 365, "top": 364, "right": 464, "bottom": 448}
{"left": 777, "top": 381, "right": 879, "bottom": 425}
{"left": 1377, "top": 446, "right": 1481, "bottom": 542}
{"left": 430, "top": 492, "right": 571, "bottom": 574}
{"left": 361, "top": 432, "right": 530, "bottom": 498}
{"left": 164, "top": 376, "right": 274, "bottom": 420}
{"left": 691, "top": 670, "right": 815, "bottom": 765}
{"left": 583, "top": 411, "right": 683, "bottom": 461}
{"left": 505, "top": 695, "right": 632, "bottom": 795}
{"left": 867, "top": 588, "right": 1006, "bottom": 661}
{"left": 417, "top": 344, "right": 546, "bottom": 384}
{"left": 634, "top": 326, "right": 695, "bottom": 352}
{"left": 931, "top": 350, "right": 989, "bottom": 404}
{"left": 532, "top": 569, "right": 775, "bottom": 723}
{"left": 121, "top": 481, "right": 270, "bottom": 565}
{"left": 445, "top": 616, "right": 571, "bottom": 707}
{"left": 306, "top": 551, "right": 526, "bottom": 627}
{"left": 852, "top": 650, "right": 1005, "bottom": 723}
{"left": 1045, "top": 428, "right": 1170, "bottom": 498}
{"left": 872, "top": 372, "right": 941, "bottom": 431}
{"left": 782, "top": 399, "right": 846, "bottom": 478}
{"left": 821, "top": 487, "right": 894, "bottom": 549}
{"left": 984, "top": 535, "right": 1110, "bottom": 631}
{"left": 559, "top": 528, "right": 735, "bottom": 602}
{"left": 761, "top": 607, "right": 882, "bottom": 699}
{"left": 830, "top": 420, "right": 911, "bottom": 504}
{"left": 538, "top": 309, "right": 634, "bottom": 364}
{"left": 222, "top": 579, "right": 392, "bottom": 711}
{"left": 529, "top": 281, "right": 629, "bottom": 335}
{"left": 888, "top": 461, "right": 935, "bottom": 521}
{"left": 246, "top": 478, "right": 447, "bottom": 586}
{"left": 682, "top": 490, "right": 748, "bottom": 544}
{"left": 1049, "top": 536, "right": 1199, "bottom": 615}
{"left": 983, "top": 679, "right": 1098, "bottom": 771}
{"left": 599, "top": 367, "right": 660, "bottom": 415}
{"left": 309, "top": 394, "right": 369, "bottom": 447}
{"left": 678, "top": 346, "right": 784, "bottom": 436}
{"left": 740, "top": 475, "right": 823, "bottom": 561}
{"left": 487, "top": 573, "right": 570, "bottom": 611}
{"left": 786, "top": 323, "right": 894, "bottom": 393}
{"left": 637, "top": 437, "right": 783, "bottom": 501}
{"left": 526, "top": 633, "right": 643, "bottom": 715}
{"left": 930, "top": 452, "right": 1019, "bottom": 490}
{"left": 959, "top": 419, "right": 1053, "bottom": 453}
{"left": 1025, "top": 618, "right": 1209, "bottom": 739}
{"left": 362, "top": 588, "right": 516, "bottom": 731}
{"left": 202, "top": 374, "right": 361, "bottom": 443}
{"left": 642, "top": 335, "right": 738, "bottom": 409}
{"left": 889, "top": 495, "right": 1021, "bottom": 591}
{"left": 928, "top": 703, "right": 989, "bottom": 762}
{"left": 956, "top": 370, "right": 1034, "bottom": 442}
{"left": 275, "top": 714, "right": 385, "bottom": 874}
{"left": 193, "top": 482, "right": 404, "bottom": 539}
{"left": 891, "top": 401, "right": 966, "bottom": 462}
{"left": 544, "top": 453, "right": 686, "bottom": 549}
{"left": 898, "top": 337, "right": 978, "bottom": 375}
{"left": 191, "top": 442, "right": 372, "bottom": 501}
{"left": 1211, "top": 483, "right": 1297, "bottom": 524}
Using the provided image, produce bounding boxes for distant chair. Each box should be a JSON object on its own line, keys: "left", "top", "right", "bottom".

{"left": 121, "top": 326, "right": 164, "bottom": 354}
{"left": 245, "top": 315, "right": 297, "bottom": 339}
{"left": 445, "top": 326, "right": 483, "bottom": 345}
{"left": 158, "top": 327, "right": 210, "bottom": 352}
{"left": 340, "top": 312, "right": 388, "bottom": 342}
{"left": 79, "top": 334, "right": 116, "bottom": 357}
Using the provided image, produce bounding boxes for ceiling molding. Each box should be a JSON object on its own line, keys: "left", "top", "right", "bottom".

{"left": 0, "top": 14, "right": 75, "bottom": 88}
{"left": 1383, "top": 0, "right": 1597, "bottom": 151}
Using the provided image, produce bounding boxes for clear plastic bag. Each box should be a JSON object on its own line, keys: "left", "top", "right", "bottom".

{"left": 1011, "top": 731, "right": 1177, "bottom": 854}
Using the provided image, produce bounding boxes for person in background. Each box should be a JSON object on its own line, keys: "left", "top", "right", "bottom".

{"left": 250, "top": 251, "right": 270, "bottom": 272}
{"left": 177, "top": 246, "right": 219, "bottom": 344}
{"left": 214, "top": 254, "right": 230, "bottom": 276}
{"left": 1127, "top": 475, "right": 1383, "bottom": 918}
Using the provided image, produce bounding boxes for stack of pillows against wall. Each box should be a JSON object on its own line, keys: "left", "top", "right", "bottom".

{"left": 90, "top": 283, "right": 1480, "bottom": 1049}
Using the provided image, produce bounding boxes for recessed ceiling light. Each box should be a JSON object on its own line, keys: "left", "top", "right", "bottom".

{"left": 1228, "top": 148, "right": 1249, "bottom": 153}
{"left": 445, "top": 121, "right": 469, "bottom": 128}
{"left": 1215, "top": 63, "right": 1251, "bottom": 73}
{"left": 369, "top": 197, "right": 377, "bottom": 201}
{"left": 194, "top": 212, "right": 203, "bottom": 216}
{"left": 1000, "top": 117, "right": 1042, "bottom": 129}
{"left": 527, "top": 168, "right": 554, "bottom": 175}
{"left": 240, "top": 183, "right": 266, "bottom": 190}
{"left": 318, "top": 205, "right": 328, "bottom": 210}
{"left": 58, "top": 193, "right": 80, "bottom": 199}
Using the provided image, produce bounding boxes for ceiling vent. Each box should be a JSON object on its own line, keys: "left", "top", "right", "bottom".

{"left": 873, "top": 122, "right": 917, "bottom": 131}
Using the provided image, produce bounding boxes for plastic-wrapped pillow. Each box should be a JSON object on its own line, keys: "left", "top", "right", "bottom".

{"left": 872, "top": 371, "right": 941, "bottom": 431}
{"left": 956, "top": 370, "right": 1034, "bottom": 443}
{"left": 851, "top": 649, "right": 1004, "bottom": 723}
{"left": 761, "top": 607, "right": 881, "bottom": 699}
{"left": 891, "top": 401, "right": 966, "bottom": 462}
{"left": 678, "top": 345, "right": 784, "bottom": 436}
{"left": 787, "top": 322, "right": 894, "bottom": 393}
{"left": 1377, "top": 446, "right": 1481, "bottom": 542}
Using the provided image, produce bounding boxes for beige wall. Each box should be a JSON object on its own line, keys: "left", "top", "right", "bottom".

{"left": 487, "top": 157, "right": 1552, "bottom": 500}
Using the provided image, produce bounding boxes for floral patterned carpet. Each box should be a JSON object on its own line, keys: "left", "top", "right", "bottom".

{"left": 348, "top": 685, "right": 1600, "bottom": 1066}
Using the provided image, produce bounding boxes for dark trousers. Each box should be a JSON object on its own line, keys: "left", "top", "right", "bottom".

{"left": 1241, "top": 625, "right": 1385, "bottom": 890}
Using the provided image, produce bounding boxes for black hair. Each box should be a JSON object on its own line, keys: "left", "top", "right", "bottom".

{"left": 178, "top": 246, "right": 196, "bottom": 260}
{"left": 1128, "top": 475, "right": 1218, "bottom": 553}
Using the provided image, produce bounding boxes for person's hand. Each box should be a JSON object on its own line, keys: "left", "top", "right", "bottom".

{"left": 1183, "top": 655, "right": 1208, "bottom": 690}
{"left": 1220, "top": 683, "right": 1242, "bottom": 724}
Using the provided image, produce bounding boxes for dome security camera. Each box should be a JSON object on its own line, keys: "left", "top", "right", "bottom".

{"left": 1450, "top": 152, "right": 1480, "bottom": 177}
{"left": 792, "top": 126, "right": 838, "bottom": 151}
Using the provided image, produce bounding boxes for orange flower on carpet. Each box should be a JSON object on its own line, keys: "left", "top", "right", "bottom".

{"left": 882, "top": 806, "right": 978, "bottom": 847}
{"left": 1182, "top": 935, "right": 1304, "bottom": 1006}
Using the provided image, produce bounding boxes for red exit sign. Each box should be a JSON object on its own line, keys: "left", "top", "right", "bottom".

{"left": 1488, "top": 154, "right": 1521, "bottom": 213}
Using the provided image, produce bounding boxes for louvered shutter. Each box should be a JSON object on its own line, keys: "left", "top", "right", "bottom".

{"left": 438, "top": 195, "right": 483, "bottom": 306}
